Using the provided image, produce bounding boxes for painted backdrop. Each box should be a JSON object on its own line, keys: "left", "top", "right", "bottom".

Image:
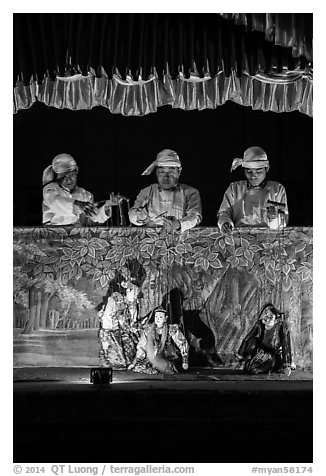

{"left": 13, "top": 226, "right": 312, "bottom": 369}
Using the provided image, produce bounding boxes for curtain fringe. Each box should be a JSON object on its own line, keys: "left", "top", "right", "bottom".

{"left": 13, "top": 70, "right": 313, "bottom": 117}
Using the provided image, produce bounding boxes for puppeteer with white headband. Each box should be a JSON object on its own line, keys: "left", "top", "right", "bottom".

{"left": 230, "top": 146, "right": 270, "bottom": 172}
{"left": 42, "top": 153, "right": 79, "bottom": 185}
{"left": 128, "top": 148, "right": 202, "bottom": 233}
{"left": 141, "top": 149, "right": 182, "bottom": 175}
{"left": 217, "top": 145, "right": 289, "bottom": 232}
{"left": 42, "top": 153, "right": 112, "bottom": 226}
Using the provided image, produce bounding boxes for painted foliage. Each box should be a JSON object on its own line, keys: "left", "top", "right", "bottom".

{"left": 13, "top": 226, "right": 312, "bottom": 368}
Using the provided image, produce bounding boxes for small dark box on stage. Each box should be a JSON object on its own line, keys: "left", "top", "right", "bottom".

{"left": 90, "top": 367, "right": 113, "bottom": 384}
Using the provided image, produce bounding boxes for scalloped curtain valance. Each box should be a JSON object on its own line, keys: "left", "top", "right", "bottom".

{"left": 13, "top": 13, "right": 313, "bottom": 116}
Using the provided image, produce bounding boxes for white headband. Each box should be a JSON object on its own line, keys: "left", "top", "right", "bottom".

{"left": 42, "top": 154, "right": 78, "bottom": 185}
{"left": 231, "top": 158, "right": 270, "bottom": 171}
{"left": 142, "top": 149, "right": 181, "bottom": 175}
{"left": 230, "top": 146, "right": 269, "bottom": 172}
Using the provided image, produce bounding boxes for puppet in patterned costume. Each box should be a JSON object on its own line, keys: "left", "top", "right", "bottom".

{"left": 236, "top": 303, "right": 292, "bottom": 375}
{"left": 98, "top": 292, "right": 138, "bottom": 368}
{"left": 128, "top": 307, "right": 189, "bottom": 374}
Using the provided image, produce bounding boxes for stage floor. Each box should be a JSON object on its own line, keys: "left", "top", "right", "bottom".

{"left": 13, "top": 367, "right": 313, "bottom": 464}
{"left": 14, "top": 365, "right": 312, "bottom": 386}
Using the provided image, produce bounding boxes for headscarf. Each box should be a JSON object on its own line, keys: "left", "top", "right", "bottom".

{"left": 42, "top": 153, "right": 78, "bottom": 185}
{"left": 141, "top": 149, "right": 182, "bottom": 175}
{"left": 258, "top": 303, "right": 282, "bottom": 321}
{"left": 230, "top": 146, "right": 270, "bottom": 172}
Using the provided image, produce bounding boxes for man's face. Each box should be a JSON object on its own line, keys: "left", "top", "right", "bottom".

{"left": 244, "top": 167, "right": 267, "bottom": 187}
{"left": 59, "top": 170, "right": 78, "bottom": 191}
{"left": 154, "top": 311, "right": 167, "bottom": 328}
{"left": 156, "top": 166, "right": 181, "bottom": 190}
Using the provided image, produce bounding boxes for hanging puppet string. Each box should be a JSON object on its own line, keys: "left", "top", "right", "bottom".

{"left": 279, "top": 224, "right": 286, "bottom": 315}
{"left": 162, "top": 229, "right": 184, "bottom": 329}
{"left": 278, "top": 218, "right": 296, "bottom": 368}
{"left": 166, "top": 230, "right": 172, "bottom": 322}
{"left": 177, "top": 282, "right": 186, "bottom": 342}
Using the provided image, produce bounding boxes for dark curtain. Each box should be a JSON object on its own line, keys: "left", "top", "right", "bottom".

{"left": 14, "top": 13, "right": 311, "bottom": 85}
{"left": 220, "top": 13, "right": 312, "bottom": 61}
{"left": 13, "top": 13, "right": 313, "bottom": 117}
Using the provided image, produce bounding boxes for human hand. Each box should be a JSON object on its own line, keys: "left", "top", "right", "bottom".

{"left": 162, "top": 216, "right": 181, "bottom": 232}
{"left": 136, "top": 208, "right": 149, "bottom": 224}
{"left": 74, "top": 200, "right": 96, "bottom": 216}
{"left": 221, "top": 222, "right": 233, "bottom": 235}
{"left": 266, "top": 205, "right": 278, "bottom": 220}
{"left": 182, "top": 362, "right": 189, "bottom": 370}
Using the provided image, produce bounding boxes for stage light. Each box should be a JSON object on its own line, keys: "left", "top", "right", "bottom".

{"left": 90, "top": 367, "right": 113, "bottom": 384}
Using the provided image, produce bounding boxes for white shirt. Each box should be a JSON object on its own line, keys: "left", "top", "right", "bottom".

{"left": 42, "top": 182, "right": 110, "bottom": 225}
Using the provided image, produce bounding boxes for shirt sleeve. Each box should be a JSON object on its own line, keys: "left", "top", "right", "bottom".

{"left": 70, "top": 187, "right": 95, "bottom": 215}
{"left": 128, "top": 187, "right": 151, "bottom": 226}
{"left": 43, "top": 184, "right": 75, "bottom": 218}
{"left": 217, "top": 184, "right": 235, "bottom": 230}
{"left": 266, "top": 183, "right": 289, "bottom": 229}
{"left": 179, "top": 188, "right": 202, "bottom": 233}
{"left": 276, "top": 184, "right": 289, "bottom": 227}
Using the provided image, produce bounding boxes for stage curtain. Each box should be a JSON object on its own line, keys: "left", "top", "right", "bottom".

{"left": 14, "top": 69, "right": 313, "bottom": 117}
{"left": 13, "top": 13, "right": 313, "bottom": 116}
{"left": 219, "top": 13, "right": 312, "bottom": 62}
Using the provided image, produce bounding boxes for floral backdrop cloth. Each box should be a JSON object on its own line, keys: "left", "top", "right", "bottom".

{"left": 13, "top": 226, "right": 312, "bottom": 369}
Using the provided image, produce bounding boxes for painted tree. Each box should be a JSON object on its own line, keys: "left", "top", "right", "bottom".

{"left": 14, "top": 239, "right": 94, "bottom": 333}
{"left": 13, "top": 226, "right": 313, "bottom": 365}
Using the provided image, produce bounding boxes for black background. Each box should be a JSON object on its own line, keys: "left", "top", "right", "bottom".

{"left": 13, "top": 99, "right": 312, "bottom": 226}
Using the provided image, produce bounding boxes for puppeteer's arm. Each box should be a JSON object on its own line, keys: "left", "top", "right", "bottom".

{"left": 217, "top": 185, "right": 235, "bottom": 231}
{"left": 179, "top": 188, "right": 202, "bottom": 233}
{"left": 275, "top": 185, "right": 289, "bottom": 227}
{"left": 43, "top": 184, "right": 76, "bottom": 216}
{"left": 128, "top": 188, "right": 151, "bottom": 226}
